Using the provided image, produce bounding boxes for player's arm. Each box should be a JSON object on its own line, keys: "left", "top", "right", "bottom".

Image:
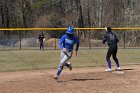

{"left": 43, "top": 38, "right": 45, "bottom": 43}
{"left": 115, "top": 34, "right": 119, "bottom": 42}
{"left": 75, "top": 42, "right": 79, "bottom": 51}
{"left": 37, "top": 35, "right": 40, "bottom": 43}
{"left": 37, "top": 39, "right": 39, "bottom": 43}
{"left": 75, "top": 37, "right": 79, "bottom": 56}
{"left": 103, "top": 34, "right": 107, "bottom": 43}
{"left": 75, "top": 37, "right": 79, "bottom": 51}
{"left": 75, "top": 43, "right": 79, "bottom": 56}
{"left": 59, "top": 35, "right": 66, "bottom": 52}
{"left": 37, "top": 36, "right": 40, "bottom": 43}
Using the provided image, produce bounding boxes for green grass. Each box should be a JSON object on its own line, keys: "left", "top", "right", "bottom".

{"left": 0, "top": 49, "right": 140, "bottom": 72}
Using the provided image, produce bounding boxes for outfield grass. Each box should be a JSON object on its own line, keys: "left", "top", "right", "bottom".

{"left": 0, "top": 49, "right": 140, "bottom": 72}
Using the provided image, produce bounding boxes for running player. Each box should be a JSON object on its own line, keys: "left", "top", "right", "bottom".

{"left": 103, "top": 27, "right": 121, "bottom": 72}
{"left": 54, "top": 26, "right": 79, "bottom": 80}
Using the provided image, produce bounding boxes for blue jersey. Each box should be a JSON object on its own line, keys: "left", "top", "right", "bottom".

{"left": 59, "top": 34, "right": 79, "bottom": 51}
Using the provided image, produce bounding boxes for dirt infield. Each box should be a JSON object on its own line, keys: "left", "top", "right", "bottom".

{"left": 0, "top": 65, "right": 140, "bottom": 93}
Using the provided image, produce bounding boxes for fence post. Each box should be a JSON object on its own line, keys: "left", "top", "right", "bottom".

{"left": 54, "top": 38, "right": 56, "bottom": 50}
{"left": 19, "top": 31, "right": 21, "bottom": 50}
{"left": 124, "top": 30, "right": 126, "bottom": 49}
{"left": 89, "top": 30, "right": 91, "bottom": 49}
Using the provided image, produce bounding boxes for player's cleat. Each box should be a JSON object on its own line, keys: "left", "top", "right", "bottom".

{"left": 105, "top": 68, "right": 112, "bottom": 72}
{"left": 54, "top": 75, "right": 58, "bottom": 80}
{"left": 115, "top": 67, "right": 122, "bottom": 71}
{"left": 68, "top": 62, "right": 72, "bottom": 71}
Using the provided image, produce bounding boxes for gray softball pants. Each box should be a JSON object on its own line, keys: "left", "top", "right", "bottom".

{"left": 59, "top": 50, "right": 73, "bottom": 66}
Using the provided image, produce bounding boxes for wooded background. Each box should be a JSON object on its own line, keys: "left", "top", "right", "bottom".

{"left": 0, "top": 0, "right": 140, "bottom": 48}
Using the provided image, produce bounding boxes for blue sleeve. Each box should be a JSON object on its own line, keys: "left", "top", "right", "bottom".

{"left": 59, "top": 35, "right": 65, "bottom": 49}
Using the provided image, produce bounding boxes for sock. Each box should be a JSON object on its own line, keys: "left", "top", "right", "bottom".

{"left": 107, "top": 59, "right": 111, "bottom": 69}
{"left": 56, "top": 66, "right": 63, "bottom": 76}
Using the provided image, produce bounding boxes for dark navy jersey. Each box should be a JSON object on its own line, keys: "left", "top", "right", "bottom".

{"left": 38, "top": 34, "right": 45, "bottom": 43}
{"left": 59, "top": 34, "right": 79, "bottom": 51}
{"left": 103, "top": 31, "right": 119, "bottom": 46}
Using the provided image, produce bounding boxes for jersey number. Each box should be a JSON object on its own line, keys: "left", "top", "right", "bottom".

{"left": 109, "top": 34, "right": 115, "bottom": 40}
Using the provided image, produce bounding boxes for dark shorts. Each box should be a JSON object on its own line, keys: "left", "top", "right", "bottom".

{"left": 106, "top": 45, "right": 118, "bottom": 60}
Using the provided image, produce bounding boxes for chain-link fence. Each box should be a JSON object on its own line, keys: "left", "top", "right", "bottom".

{"left": 0, "top": 30, "right": 140, "bottom": 50}
{"left": 78, "top": 30, "right": 140, "bottom": 49}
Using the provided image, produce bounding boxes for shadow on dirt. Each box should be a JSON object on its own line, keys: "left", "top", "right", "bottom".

{"left": 72, "top": 78, "right": 102, "bottom": 81}
{"left": 57, "top": 78, "right": 102, "bottom": 82}
{"left": 122, "top": 68, "right": 133, "bottom": 71}
{"left": 56, "top": 69, "right": 134, "bottom": 82}
{"left": 114, "top": 68, "right": 133, "bottom": 71}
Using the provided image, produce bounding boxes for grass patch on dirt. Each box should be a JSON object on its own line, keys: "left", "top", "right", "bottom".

{"left": 0, "top": 49, "right": 140, "bottom": 72}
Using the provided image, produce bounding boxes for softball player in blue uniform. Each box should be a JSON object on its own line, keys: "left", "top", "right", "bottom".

{"left": 54, "top": 27, "right": 79, "bottom": 80}
{"left": 103, "top": 27, "right": 121, "bottom": 72}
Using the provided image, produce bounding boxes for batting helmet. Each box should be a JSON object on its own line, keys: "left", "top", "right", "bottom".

{"left": 66, "top": 27, "right": 74, "bottom": 34}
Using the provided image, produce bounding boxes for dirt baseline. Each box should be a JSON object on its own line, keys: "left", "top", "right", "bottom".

{"left": 0, "top": 65, "right": 140, "bottom": 93}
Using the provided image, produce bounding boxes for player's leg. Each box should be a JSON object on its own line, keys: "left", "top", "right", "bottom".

{"left": 60, "top": 50, "right": 65, "bottom": 60}
{"left": 54, "top": 51, "right": 65, "bottom": 80}
{"left": 40, "top": 43, "right": 42, "bottom": 50}
{"left": 112, "top": 47, "right": 121, "bottom": 70}
{"left": 60, "top": 51, "right": 73, "bottom": 70}
{"left": 42, "top": 43, "right": 44, "bottom": 50}
{"left": 54, "top": 65, "right": 64, "bottom": 80}
{"left": 105, "top": 47, "right": 113, "bottom": 71}
{"left": 59, "top": 51, "right": 72, "bottom": 69}
{"left": 54, "top": 51, "right": 72, "bottom": 80}
{"left": 64, "top": 62, "right": 72, "bottom": 71}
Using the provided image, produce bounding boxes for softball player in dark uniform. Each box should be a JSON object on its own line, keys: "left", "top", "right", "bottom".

{"left": 38, "top": 33, "right": 45, "bottom": 50}
{"left": 103, "top": 27, "right": 121, "bottom": 72}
